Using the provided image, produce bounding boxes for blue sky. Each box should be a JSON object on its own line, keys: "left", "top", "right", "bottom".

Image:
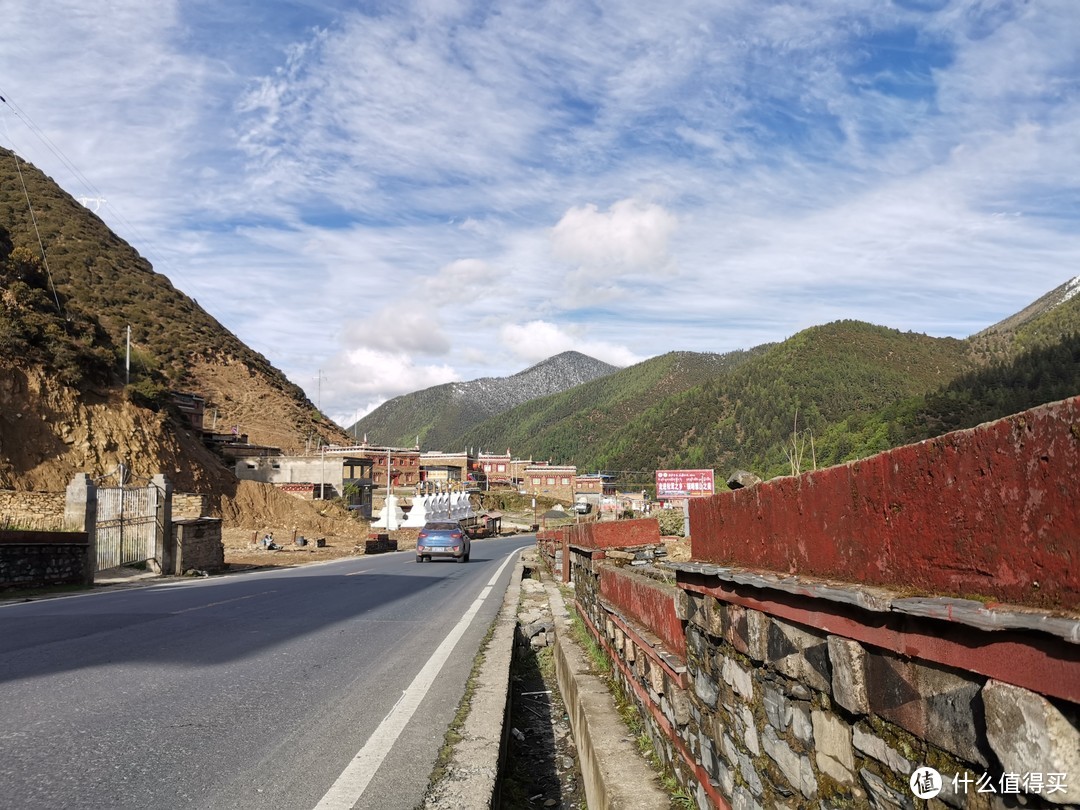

{"left": 1, "top": 0, "right": 1078, "bottom": 428}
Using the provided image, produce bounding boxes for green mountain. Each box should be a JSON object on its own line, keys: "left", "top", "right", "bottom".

{"left": 578, "top": 321, "right": 974, "bottom": 479}
{"left": 0, "top": 146, "right": 348, "bottom": 490}
{"left": 459, "top": 349, "right": 762, "bottom": 464}
{"left": 437, "top": 279, "right": 1080, "bottom": 487}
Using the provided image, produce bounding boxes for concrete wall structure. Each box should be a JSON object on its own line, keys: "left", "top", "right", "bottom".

{"left": 542, "top": 397, "right": 1080, "bottom": 809}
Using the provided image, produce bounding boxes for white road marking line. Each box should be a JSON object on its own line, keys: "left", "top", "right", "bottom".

{"left": 314, "top": 549, "right": 519, "bottom": 809}
{"left": 170, "top": 590, "right": 277, "bottom": 614}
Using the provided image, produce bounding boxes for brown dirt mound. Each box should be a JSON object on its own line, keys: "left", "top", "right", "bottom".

{"left": 216, "top": 481, "right": 432, "bottom": 569}
{"left": 217, "top": 480, "right": 369, "bottom": 537}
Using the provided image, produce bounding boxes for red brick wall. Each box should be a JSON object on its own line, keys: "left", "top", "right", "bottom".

{"left": 690, "top": 396, "right": 1080, "bottom": 608}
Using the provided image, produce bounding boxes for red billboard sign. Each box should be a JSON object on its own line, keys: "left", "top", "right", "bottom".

{"left": 655, "top": 469, "right": 715, "bottom": 499}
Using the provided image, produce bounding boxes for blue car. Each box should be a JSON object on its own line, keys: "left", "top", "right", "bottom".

{"left": 416, "top": 521, "right": 470, "bottom": 563}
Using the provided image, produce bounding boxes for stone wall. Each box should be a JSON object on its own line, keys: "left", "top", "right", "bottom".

{"left": 0, "top": 490, "right": 66, "bottom": 530}
{"left": 548, "top": 398, "right": 1080, "bottom": 809}
{"left": 173, "top": 518, "right": 224, "bottom": 574}
{"left": 0, "top": 529, "right": 91, "bottom": 588}
{"left": 172, "top": 493, "right": 210, "bottom": 520}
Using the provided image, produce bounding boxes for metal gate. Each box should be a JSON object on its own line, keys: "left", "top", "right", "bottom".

{"left": 95, "top": 484, "right": 162, "bottom": 571}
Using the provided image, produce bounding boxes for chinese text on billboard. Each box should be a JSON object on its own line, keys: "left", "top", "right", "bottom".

{"left": 655, "top": 469, "right": 715, "bottom": 499}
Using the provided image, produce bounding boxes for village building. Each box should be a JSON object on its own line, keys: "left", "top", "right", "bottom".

{"left": 234, "top": 454, "right": 374, "bottom": 515}
{"left": 523, "top": 464, "right": 578, "bottom": 501}
{"left": 419, "top": 450, "right": 484, "bottom": 488}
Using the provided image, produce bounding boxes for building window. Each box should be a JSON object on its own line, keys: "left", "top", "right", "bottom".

{"left": 547, "top": 477, "right": 555, "bottom": 486}
{"left": 561, "top": 477, "right": 569, "bottom": 485}
{"left": 497, "top": 464, "right": 506, "bottom": 472}
{"left": 532, "top": 477, "right": 541, "bottom": 486}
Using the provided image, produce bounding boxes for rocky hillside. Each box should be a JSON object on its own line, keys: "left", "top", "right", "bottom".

{"left": 0, "top": 146, "right": 349, "bottom": 492}
{"left": 351, "top": 350, "right": 618, "bottom": 449}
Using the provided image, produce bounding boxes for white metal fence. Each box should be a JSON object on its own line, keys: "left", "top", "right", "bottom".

{"left": 95, "top": 485, "right": 162, "bottom": 571}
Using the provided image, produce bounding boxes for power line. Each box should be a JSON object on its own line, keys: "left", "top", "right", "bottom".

{"left": 0, "top": 88, "right": 199, "bottom": 299}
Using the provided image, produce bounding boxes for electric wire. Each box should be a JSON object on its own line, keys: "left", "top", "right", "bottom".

{"left": 0, "top": 87, "right": 198, "bottom": 298}
{"left": 0, "top": 107, "right": 64, "bottom": 317}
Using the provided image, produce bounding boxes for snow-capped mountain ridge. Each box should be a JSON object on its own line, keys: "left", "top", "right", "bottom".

{"left": 350, "top": 351, "right": 618, "bottom": 450}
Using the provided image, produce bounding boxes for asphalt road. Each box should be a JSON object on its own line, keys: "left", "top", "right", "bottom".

{"left": 0, "top": 535, "right": 535, "bottom": 810}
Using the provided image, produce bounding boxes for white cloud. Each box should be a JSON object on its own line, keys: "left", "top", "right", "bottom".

{"left": 421, "top": 259, "right": 503, "bottom": 303}
{"left": 325, "top": 346, "right": 458, "bottom": 415}
{"left": 552, "top": 199, "right": 678, "bottom": 279}
{"left": 342, "top": 309, "right": 451, "bottom": 355}
{"left": 499, "top": 320, "right": 644, "bottom": 367}
{"left": 2, "top": 0, "right": 1079, "bottom": 425}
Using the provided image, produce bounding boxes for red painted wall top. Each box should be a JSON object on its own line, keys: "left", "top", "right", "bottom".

{"left": 689, "top": 396, "right": 1080, "bottom": 609}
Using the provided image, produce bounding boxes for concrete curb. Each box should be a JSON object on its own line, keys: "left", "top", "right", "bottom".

{"left": 422, "top": 549, "right": 524, "bottom": 809}
{"left": 546, "top": 578, "right": 670, "bottom": 809}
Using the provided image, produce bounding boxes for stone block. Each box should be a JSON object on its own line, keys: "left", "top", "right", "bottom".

{"left": 740, "top": 705, "right": 760, "bottom": 755}
{"left": 732, "top": 785, "right": 761, "bottom": 810}
{"left": 859, "top": 768, "right": 913, "bottom": 810}
{"left": 675, "top": 588, "right": 691, "bottom": 621}
{"left": 695, "top": 669, "right": 720, "bottom": 708}
{"left": 763, "top": 726, "right": 817, "bottom": 799}
{"left": 811, "top": 710, "right": 855, "bottom": 784}
{"left": 686, "top": 624, "right": 706, "bottom": 660}
{"left": 791, "top": 703, "right": 813, "bottom": 744}
{"left": 983, "top": 679, "right": 1080, "bottom": 805}
{"left": 704, "top": 595, "right": 726, "bottom": 637}
{"left": 864, "top": 648, "right": 986, "bottom": 767}
{"left": 746, "top": 609, "right": 769, "bottom": 661}
{"left": 722, "top": 656, "right": 754, "bottom": 701}
{"left": 648, "top": 659, "right": 666, "bottom": 695}
{"left": 725, "top": 603, "right": 751, "bottom": 655}
{"left": 829, "top": 635, "right": 870, "bottom": 714}
{"left": 852, "top": 726, "right": 913, "bottom": 775}
{"left": 669, "top": 683, "right": 690, "bottom": 726}
{"left": 766, "top": 616, "right": 830, "bottom": 694}
{"left": 764, "top": 684, "right": 791, "bottom": 732}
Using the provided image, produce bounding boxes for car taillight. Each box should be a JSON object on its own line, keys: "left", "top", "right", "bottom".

{"left": 418, "top": 532, "right": 427, "bottom": 539}
{"left": 451, "top": 532, "right": 462, "bottom": 539}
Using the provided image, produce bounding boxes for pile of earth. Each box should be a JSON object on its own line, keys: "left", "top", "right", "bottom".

{"left": 217, "top": 480, "right": 423, "bottom": 568}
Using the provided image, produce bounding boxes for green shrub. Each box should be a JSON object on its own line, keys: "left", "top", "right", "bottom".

{"left": 655, "top": 507, "right": 685, "bottom": 537}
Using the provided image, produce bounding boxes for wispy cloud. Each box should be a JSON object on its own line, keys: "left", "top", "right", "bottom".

{"left": 1, "top": 0, "right": 1077, "bottom": 427}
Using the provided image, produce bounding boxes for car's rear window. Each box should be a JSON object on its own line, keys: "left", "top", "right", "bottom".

{"left": 424, "top": 522, "right": 459, "bottom": 530}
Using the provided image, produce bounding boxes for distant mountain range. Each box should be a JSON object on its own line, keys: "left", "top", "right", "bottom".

{"left": 349, "top": 351, "right": 618, "bottom": 449}
{"left": 354, "top": 276, "right": 1080, "bottom": 486}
